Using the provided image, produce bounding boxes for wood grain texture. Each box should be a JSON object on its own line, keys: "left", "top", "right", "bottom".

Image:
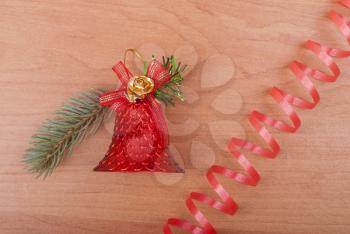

{"left": 1, "top": 0, "right": 350, "bottom": 233}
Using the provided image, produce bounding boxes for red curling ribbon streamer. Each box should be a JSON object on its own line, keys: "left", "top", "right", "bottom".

{"left": 163, "top": 1, "right": 350, "bottom": 233}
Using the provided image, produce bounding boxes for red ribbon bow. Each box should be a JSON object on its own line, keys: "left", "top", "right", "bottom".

{"left": 100, "top": 60, "right": 171, "bottom": 108}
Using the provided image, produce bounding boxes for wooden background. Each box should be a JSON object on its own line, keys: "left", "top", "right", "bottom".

{"left": 1, "top": 0, "right": 350, "bottom": 233}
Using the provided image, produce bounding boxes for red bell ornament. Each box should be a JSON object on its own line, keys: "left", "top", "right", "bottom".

{"left": 94, "top": 56, "right": 184, "bottom": 173}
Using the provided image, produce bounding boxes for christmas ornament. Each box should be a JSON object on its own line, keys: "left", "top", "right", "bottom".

{"left": 24, "top": 49, "right": 186, "bottom": 177}
{"left": 94, "top": 50, "right": 184, "bottom": 172}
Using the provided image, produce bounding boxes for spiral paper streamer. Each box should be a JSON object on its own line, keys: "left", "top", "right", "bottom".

{"left": 163, "top": 1, "right": 350, "bottom": 233}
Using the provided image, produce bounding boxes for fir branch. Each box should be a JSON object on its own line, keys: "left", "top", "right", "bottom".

{"left": 23, "top": 89, "right": 110, "bottom": 178}
{"left": 155, "top": 56, "right": 187, "bottom": 105}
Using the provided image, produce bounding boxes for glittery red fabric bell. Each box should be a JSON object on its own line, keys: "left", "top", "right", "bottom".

{"left": 94, "top": 60, "right": 183, "bottom": 172}
{"left": 94, "top": 97, "right": 182, "bottom": 172}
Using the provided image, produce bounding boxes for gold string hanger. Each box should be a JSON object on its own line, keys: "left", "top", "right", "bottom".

{"left": 123, "top": 48, "right": 146, "bottom": 66}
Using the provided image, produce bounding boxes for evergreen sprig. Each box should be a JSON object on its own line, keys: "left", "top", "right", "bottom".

{"left": 154, "top": 56, "right": 187, "bottom": 105}
{"left": 23, "top": 89, "right": 110, "bottom": 178}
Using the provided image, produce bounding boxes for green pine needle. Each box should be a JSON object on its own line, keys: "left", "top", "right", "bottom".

{"left": 155, "top": 56, "right": 187, "bottom": 106}
{"left": 23, "top": 89, "right": 110, "bottom": 178}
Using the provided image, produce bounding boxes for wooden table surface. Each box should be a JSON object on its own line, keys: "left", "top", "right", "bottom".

{"left": 1, "top": 0, "right": 350, "bottom": 233}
